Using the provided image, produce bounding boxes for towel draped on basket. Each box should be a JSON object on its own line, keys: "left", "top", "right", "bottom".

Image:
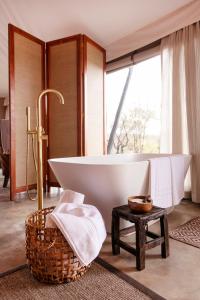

{"left": 46, "top": 190, "right": 107, "bottom": 266}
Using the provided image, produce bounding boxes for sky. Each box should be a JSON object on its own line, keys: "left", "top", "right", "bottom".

{"left": 105, "top": 55, "right": 161, "bottom": 138}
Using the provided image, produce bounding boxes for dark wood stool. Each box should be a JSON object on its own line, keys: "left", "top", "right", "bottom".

{"left": 112, "top": 205, "right": 169, "bottom": 271}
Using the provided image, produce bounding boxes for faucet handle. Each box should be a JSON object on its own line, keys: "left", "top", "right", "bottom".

{"left": 26, "top": 106, "right": 31, "bottom": 132}
{"left": 42, "top": 134, "right": 48, "bottom": 147}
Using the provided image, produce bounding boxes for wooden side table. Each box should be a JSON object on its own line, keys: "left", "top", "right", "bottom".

{"left": 112, "top": 205, "right": 169, "bottom": 271}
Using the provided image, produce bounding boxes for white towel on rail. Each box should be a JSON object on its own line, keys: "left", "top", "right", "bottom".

{"left": 149, "top": 155, "right": 187, "bottom": 208}
{"left": 170, "top": 155, "right": 185, "bottom": 205}
{"left": 149, "top": 157, "right": 173, "bottom": 208}
{"left": 45, "top": 190, "right": 107, "bottom": 266}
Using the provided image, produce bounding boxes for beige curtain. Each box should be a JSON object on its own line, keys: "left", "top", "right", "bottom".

{"left": 160, "top": 22, "right": 200, "bottom": 203}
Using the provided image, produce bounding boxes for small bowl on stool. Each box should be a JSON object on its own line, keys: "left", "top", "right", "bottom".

{"left": 128, "top": 195, "right": 152, "bottom": 213}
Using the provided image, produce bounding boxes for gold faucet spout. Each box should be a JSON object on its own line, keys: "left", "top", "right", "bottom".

{"left": 37, "top": 89, "right": 64, "bottom": 130}
{"left": 36, "top": 89, "right": 64, "bottom": 210}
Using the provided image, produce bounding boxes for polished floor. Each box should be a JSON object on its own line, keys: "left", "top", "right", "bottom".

{"left": 0, "top": 190, "right": 200, "bottom": 300}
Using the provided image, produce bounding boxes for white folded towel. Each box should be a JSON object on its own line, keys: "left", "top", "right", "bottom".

{"left": 149, "top": 155, "right": 187, "bottom": 208}
{"left": 46, "top": 190, "right": 107, "bottom": 266}
{"left": 149, "top": 157, "right": 172, "bottom": 208}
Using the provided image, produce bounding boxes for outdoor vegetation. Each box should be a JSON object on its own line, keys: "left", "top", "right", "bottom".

{"left": 112, "top": 107, "right": 160, "bottom": 154}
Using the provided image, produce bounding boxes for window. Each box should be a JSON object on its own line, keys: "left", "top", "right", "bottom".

{"left": 106, "top": 55, "right": 161, "bottom": 154}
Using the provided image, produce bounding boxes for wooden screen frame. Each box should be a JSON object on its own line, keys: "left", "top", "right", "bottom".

{"left": 82, "top": 35, "right": 106, "bottom": 154}
{"left": 9, "top": 24, "right": 45, "bottom": 200}
{"left": 46, "top": 34, "right": 84, "bottom": 188}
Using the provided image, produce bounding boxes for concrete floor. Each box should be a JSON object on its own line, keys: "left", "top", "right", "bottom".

{"left": 0, "top": 169, "right": 9, "bottom": 201}
{"left": 0, "top": 191, "right": 200, "bottom": 300}
{"left": 0, "top": 188, "right": 60, "bottom": 272}
{"left": 100, "top": 200, "right": 200, "bottom": 300}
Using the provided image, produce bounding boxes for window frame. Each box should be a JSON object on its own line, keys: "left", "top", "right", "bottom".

{"left": 106, "top": 47, "right": 162, "bottom": 154}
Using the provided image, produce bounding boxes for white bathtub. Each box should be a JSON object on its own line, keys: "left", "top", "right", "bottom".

{"left": 49, "top": 153, "right": 191, "bottom": 231}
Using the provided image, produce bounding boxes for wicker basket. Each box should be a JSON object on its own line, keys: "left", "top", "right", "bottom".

{"left": 25, "top": 206, "right": 90, "bottom": 284}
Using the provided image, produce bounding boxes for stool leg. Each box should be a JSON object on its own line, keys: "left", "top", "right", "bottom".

{"left": 135, "top": 221, "right": 146, "bottom": 270}
{"left": 112, "top": 210, "right": 120, "bottom": 255}
{"left": 160, "top": 214, "right": 169, "bottom": 258}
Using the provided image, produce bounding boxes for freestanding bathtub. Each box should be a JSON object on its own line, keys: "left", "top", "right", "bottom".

{"left": 49, "top": 153, "right": 191, "bottom": 231}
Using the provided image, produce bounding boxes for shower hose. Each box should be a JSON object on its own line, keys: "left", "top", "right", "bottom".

{"left": 26, "top": 133, "right": 37, "bottom": 201}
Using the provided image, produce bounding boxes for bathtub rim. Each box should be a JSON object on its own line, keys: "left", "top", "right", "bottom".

{"left": 48, "top": 153, "right": 191, "bottom": 166}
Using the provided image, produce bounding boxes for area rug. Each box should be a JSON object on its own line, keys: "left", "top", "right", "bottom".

{"left": 169, "top": 216, "right": 200, "bottom": 248}
{"left": 0, "top": 258, "right": 164, "bottom": 300}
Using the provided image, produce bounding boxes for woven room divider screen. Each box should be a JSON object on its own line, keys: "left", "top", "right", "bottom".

{"left": 9, "top": 24, "right": 105, "bottom": 199}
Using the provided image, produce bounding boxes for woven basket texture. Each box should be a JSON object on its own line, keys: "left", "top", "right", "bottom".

{"left": 25, "top": 206, "right": 90, "bottom": 284}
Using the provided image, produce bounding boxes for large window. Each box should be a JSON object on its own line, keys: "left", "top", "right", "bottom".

{"left": 106, "top": 55, "right": 161, "bottom": 154}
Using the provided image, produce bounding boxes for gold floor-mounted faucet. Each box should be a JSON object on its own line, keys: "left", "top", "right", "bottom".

{"left": 26, "top": 89, "right": 64, "bottom": 210}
